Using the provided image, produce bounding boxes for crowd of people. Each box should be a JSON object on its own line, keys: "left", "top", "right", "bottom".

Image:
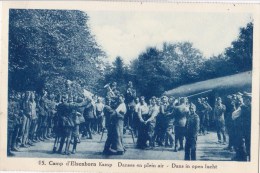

{"left": 8, "top": 81, "right": 251, "bottom": 161}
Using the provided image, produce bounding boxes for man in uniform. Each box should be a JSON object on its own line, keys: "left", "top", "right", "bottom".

{"left": 241, "top": 92, "right": 251, "bottom": 161}
{"left": 185, "top": 103, "right": 200, "bottom": 160}
{"left": 20, "top": 91, "right": 31, "bottom": 148}
{"left": 111, "top": 82, "right": 120, "bottom": 97}
{"left": 8, "top": 92, "right": 19, "bottom": 156}
{"left": 125, "top": 81, "right": 137, "bottom": 131}
{"left": 37, "top": 90, "right": 49, "bottom": 141}
{"left": 224, "top": 95, "right": 237, "bottom": 151}
{"left": 232, "top": 96, "right": 247, "bottom": 161}
{"left": 11, "top": 92, "right": 23, "bottom": 152}
{"left": 28, "top": 92, "right": 37, "bottom": 146}
{"left": 56, "top": 95, "right": 89, "bottom": 155}
{"left": 83, "top": 97, "right": 96, "bottom": 139}
{"left": 46, "top": 93, "right": 57, "bottom": 139}
{"left": 214, "top": 97, "right": 226, "bottom": 144}
{"left": 200, "top": 98, "right": 212, "bottom": 135}
{"left": 103, "top": 98, "right": 117, "bottom": 155}
{"left": 71, "top": 95, "right": 86, "bottom": 154}
{"left": 196, "top": 98, "right": 204, "bottom": 135}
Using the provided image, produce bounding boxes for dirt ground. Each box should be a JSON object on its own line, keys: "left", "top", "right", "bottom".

{"left": 12, "top": 131, "right": 234, "bottom": 161}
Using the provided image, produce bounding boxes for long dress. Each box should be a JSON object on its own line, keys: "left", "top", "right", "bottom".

{"left": 110, "top": 102, "right": 127, "bottom": 153}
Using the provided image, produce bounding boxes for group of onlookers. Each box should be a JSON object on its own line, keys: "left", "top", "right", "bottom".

{"left": 8, "top": 90, "right": 56, "bottom": 156}
{"left": 8, "top": 81, "right": 251, "bottom": 161}
{"left": 8, "top": 89, "right": 105, "bottom": 156}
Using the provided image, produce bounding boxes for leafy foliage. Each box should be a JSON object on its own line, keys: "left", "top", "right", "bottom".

{"left": 225, "top": 22, "right": 253, "bottom": 72}
{"left": 129, "top": 42, "right": 205, "bottom": 98}
{"left": 9, "top": 9, "right": 105, "bottom": 93}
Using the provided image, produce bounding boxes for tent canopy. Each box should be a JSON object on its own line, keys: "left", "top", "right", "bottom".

{"left": 164, "top": 71, "right": 252, "bottom": 97}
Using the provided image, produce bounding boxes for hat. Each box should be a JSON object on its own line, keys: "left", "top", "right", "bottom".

{"left": 161, "top": 95, "right": 168, "bottom": 99}
{"left": 237, "top": 92, "right": 243, "bottom": 96}
{"left": 151, "top": 96, "right": 157, "bottom": 100}
{"left": 216, "top": 97, "right": 221, "bottom": 101}
{"left": 243, "top": 92, "right": 252, "bottom": 98}
{"left": 140, "top": 96, "right": 145, "bottom": 100}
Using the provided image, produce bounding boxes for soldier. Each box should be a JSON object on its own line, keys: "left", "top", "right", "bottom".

{"left": 71, "top": 96, "right": 85, "bottom": 154}
{"left": 214, "top": 97, "right": 226, "bottom": 144}
{"left": 56, "top": 95, "right": 88, "bottom": 155}
{"left": 200, "top": 98, "right": 212, "bottom": 135}
{"left": 46, "top": 93, "right": 57, "bottom": 138}
{"left": 11, "top": 92, "right": 23, "bottom": 152}
{"left": 241, "top": 92, "right": 251, "bottom": 161}
{"left": 196, "top": 98, "right": 204, "bottom": 135}
{"left": 28, "top": 92, "right": 37, "bottom": 146}
{"left": 173, "top": 97, "right": 189, "bottom": 152}
{"left": 105, "top": 82, "right": 119, "bottom": 110}
{"left": 103, "top": 98, "right": 117, "bottom": 155}
{"left": 111, "top": 82, "right": 120, "bottom": 97}
{"left": 125, "top": 81, "right": 137, "bottom": 130}
{"left": 204, "top": 98, "right": 213, "bottom": 133}
{"left": 20, "top": 91, "right": 31, "bottom": 148}
{"left": 83, "top": 97, "right": 96, "bottom": 139}
{"left": 37, "top": 90, "right": 49, "bottom": 141}
{"left": 232, "top": 96, "right": 247, "bottom": 161}
{"left": 224, "top": 95, "right": 236, "bottom": 151}
{"left": 185, "top": 103, "right": 200, "bottom": 160}
{"left": 8, "top": 92, "right": 19, "bottom": 156}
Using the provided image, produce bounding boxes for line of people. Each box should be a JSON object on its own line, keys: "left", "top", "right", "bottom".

{"left": 8, "top": 90, "right": 57, "bottom": 156}
{"left": 8, "top": 81, "right": 251, "bottom": 161}
{"left": 8, "top": 90, "right": 106, "bottom": 156}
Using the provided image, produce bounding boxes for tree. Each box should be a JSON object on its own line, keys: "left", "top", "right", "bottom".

{"left": 161, "top": 42, "right": 205, "bottom": 85}
{"left": 130, "top": 47, "right": 172, "bottom": 98}
{"left": 113, "top": 56, "right": 125, "bottom": 82}
{"left": 129, "top": 42, "right": 205, "bottom": 98}
{"left": 200, "top": 22, "right": 253, "bottom": 81}
{"left": 224, "top": 22, "right": 253, "bottom": 72}
{"left": 101, "top": 56, "right": 131, "bottom": 95}
{"left": 8, "top": 9, "right": 105, "bottom": 93}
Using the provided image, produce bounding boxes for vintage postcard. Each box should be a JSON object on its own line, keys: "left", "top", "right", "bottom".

{"left": 0, "top": 1, "right": 259, "bottom": 173}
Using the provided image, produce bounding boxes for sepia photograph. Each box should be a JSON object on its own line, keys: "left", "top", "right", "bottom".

{"left": 6, "top": 8, "right": 254, "bottom": 162}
